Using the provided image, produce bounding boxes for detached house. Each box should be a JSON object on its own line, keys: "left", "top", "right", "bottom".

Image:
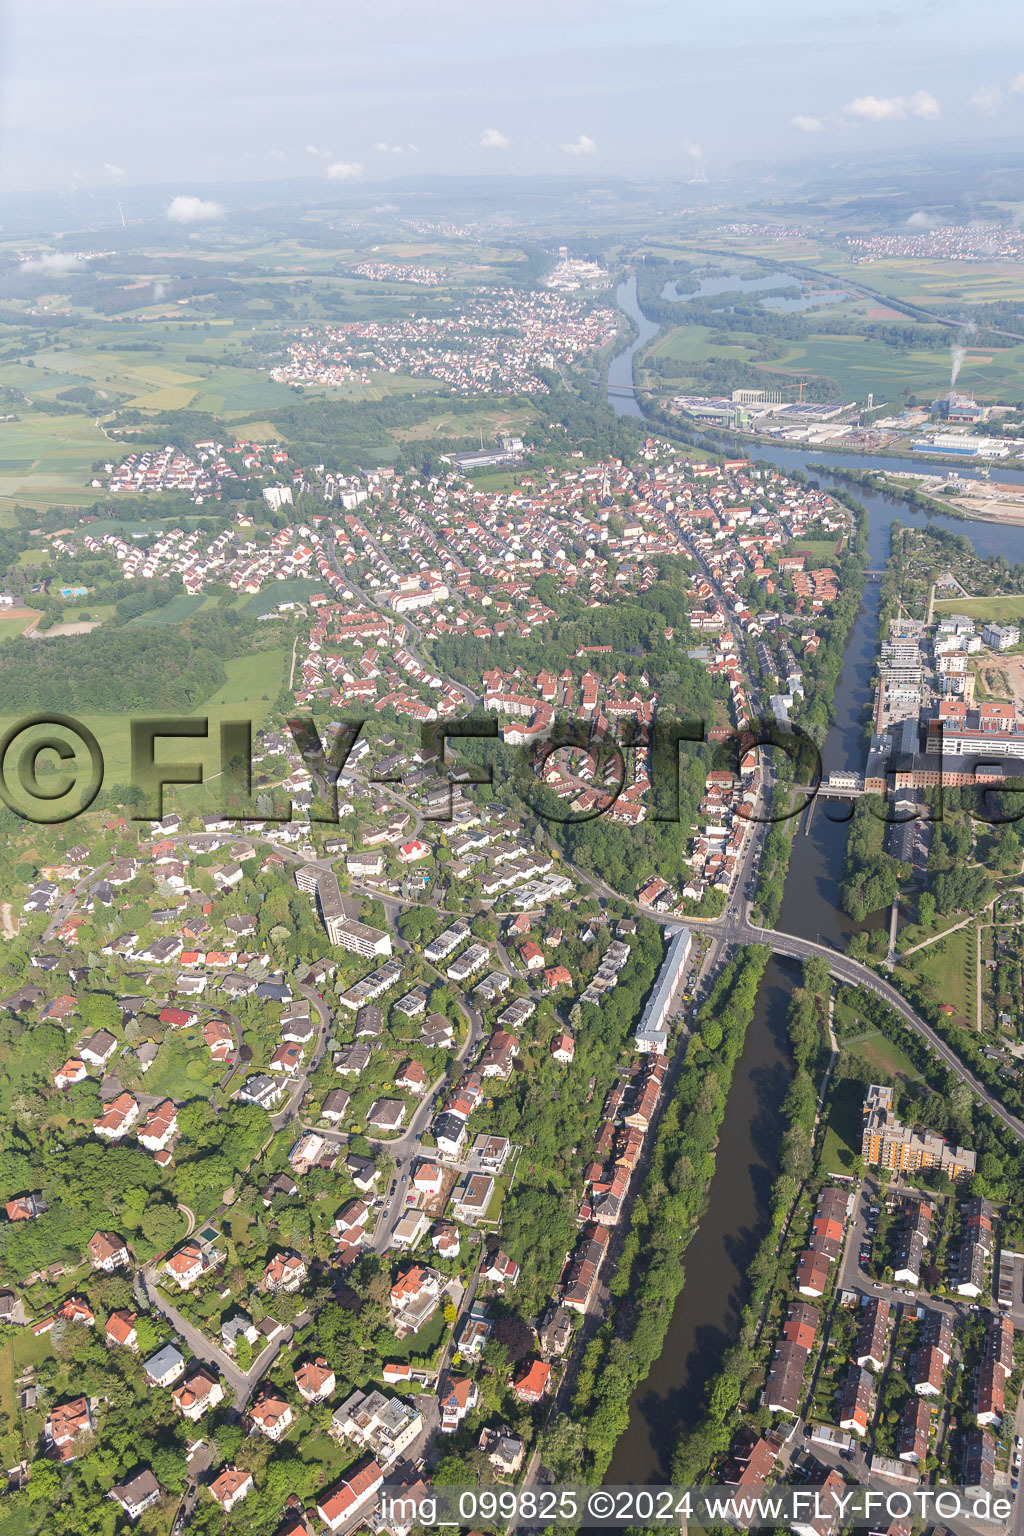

{"left": 93, "top": 1092, "right": 139, "bottom": 1140}
{"left": 164, "top": 1241, "right": 207, "bottom": 1290}
{"left": 45, "top": 1396, "right": 93, "bottom": 1461}
{"left": 296, "top": 1357, "right": 336, "bottom": 1403}
{"left": 209, "top": 1466, "right": 253, "bottom": 1512}
{"left": 88, "top": 1230, "right": 129, "bottom": 1271}
{"left": 105, "top": 1309, "right": 138, "bottom": 1351}
{"left": 172, "top": 1369, "right": 224, "bottom": 1422}
{"left": 512, "top": 1358, "right": 552, "bottom": 1404}
{"left": 439, "top": 1374, "right": 478, "bottom": 1432}
{"left": 249, "top": 1389, "right": 294, "bottom": 1441}
{"left": 263, "top": 1250, "right": 307, "bottom": 1293}
{"left": 138, "top": 1100, "right": 177, "bottom": 1152}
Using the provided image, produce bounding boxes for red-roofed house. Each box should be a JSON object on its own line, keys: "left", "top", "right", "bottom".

{"left": 159, "top": 1006, "right": 196, "bottom": 1028}
{"left": 210, "top": 1467, "right": 253, "bottom": 1512}
{"left": 250, "top": 1389, "right": 294, "bottom": 1441}
{"left": 88, "top": 1230, "right": 129, "bottom": 1271}
{"left": 551, "top": 1032, "right": 575, "bottom": 1065}
{"left": 105, "top": 1309, "right": 138, "bottom": 1351}
{"left": 138, "top": 1100, "right": 178, "bottom": 1152}
{"left": 316, "top": 1458, "right": 385, "bottom": 1533}
{"left": 512, "top": 1358, "right": 552, "bottom": 1404}
{"left": 295, "top": 1357, "right": 336, "bottom": 1404}
{"left": 542, "top": 966, "right": 572, "bottom": 991}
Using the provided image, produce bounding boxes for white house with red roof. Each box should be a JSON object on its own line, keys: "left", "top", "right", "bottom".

{"left": 93, "top": 1092, "right": 139, "bottom": 1140}
{"left": 295, "top": 1357, "right": 336, "bottom": 1403}
{"left": 316, "top": 1458, "right": 384, "bottom": 1533}
{"left": 105, "top": 1309, "right": 138, "bottom": 1350}
{"left": 249, "top": 1389, "right": 293, "bottom": 1441}
{"left": 263, "top": 1250, "right": 307, "bottom": 1293}
{"left": 88, "top": 1230, "right": 129, "bottom": 1271}
{"left": 138, "top": 1100, "right": 177, "bottom": 1152}
{"left": 209, "top": 1466, "right": 253, "bottom": 1511}
{"left": 439, "top": 1373, "right": 478, "bottom": 1432}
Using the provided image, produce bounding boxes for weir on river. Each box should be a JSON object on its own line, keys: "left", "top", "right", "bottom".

{"left": 602, "top": 275, "right": 1024, "bottom": 1481}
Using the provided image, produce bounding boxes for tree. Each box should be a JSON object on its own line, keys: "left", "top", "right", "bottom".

{"left": 140, "top": 1201, "right": 183, "bottom": 1251}
{"left": 491, "top": 1311, "right": 533, "bottom": 1362}
{"left": 78, "top": 991, "right": 121, "bottom": 1035}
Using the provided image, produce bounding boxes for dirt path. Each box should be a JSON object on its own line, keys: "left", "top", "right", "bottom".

{"left": 0, "top": 903, "right": 18, "bottom": 940}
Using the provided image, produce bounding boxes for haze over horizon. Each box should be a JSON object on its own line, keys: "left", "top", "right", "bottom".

{"left": 2, "top": 0, "right": 1024, "bottom": 200}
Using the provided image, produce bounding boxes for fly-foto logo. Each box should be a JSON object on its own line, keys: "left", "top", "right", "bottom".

{"left": 0, "top": 711, "right": 1014, "bottom": 826}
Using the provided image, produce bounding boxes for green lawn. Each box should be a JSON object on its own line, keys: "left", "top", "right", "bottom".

{"left": 0, "top": 1333, "right": 17, "bottom": 1466}
{"left": 0, "top": 611, "right": 38, "bottom": 640}
{"left": 242, "top": 580, "right": 328, "bottom": 616}
{"left": 844, "top": 1029, "right": 923, "bottom": 1084}
{"left": 896, "top": 923, "right": 974, "bottom": 1025}
{"left": 383, "top": 1308, "right": 447, "bottom": 1363}
{"left": 820, "top": 1079, "right": 863, "bottom": 1177}
{"left": 784, "top": 539, "right": 839, "bottom": 563}
{"left": 933, "top": 596, "right": 1024, "bottom": 622}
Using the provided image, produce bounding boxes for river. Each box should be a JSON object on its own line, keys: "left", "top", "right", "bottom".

{"left": 602, "top": 276, "right": 1024, "bottom": 1481}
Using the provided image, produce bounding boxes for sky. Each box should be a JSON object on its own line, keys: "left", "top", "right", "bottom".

{"left": 1, "top": 0, "right": 1024, "bottom": 198}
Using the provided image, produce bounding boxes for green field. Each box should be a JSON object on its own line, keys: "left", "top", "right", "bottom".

{"left": 0, "top": 412, "right": 111, "bottom": 515}
{"left": 821, "top": 1078, "right": 863, "bottom": 1176}
{"left": 0, "top": 645, "right": 289, "bottom": 811}
{"left": 896, "top": 923, "right": 974, "bottom": 1025}
{"left": 0, "top": 610, "right": 38, "bottom": 640}
{"left": 243, "top": 579, "right": 328, "bottom": 616}
{"left": 844, "top": 1028, "right": 923, "bottom": 1084}
{"left": 132, "top": 593, "right": 210, "bottom": 625}
{"left": 933, "top": 596, "right": 1024, "bottom": 622}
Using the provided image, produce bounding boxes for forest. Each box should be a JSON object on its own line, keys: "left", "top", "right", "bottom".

{"left": 0, "top": 607, "right": 263, "bottom": 714}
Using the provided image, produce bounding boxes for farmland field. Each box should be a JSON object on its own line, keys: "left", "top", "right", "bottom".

{"left": 131, "top": 593, "right": 210, "bottom": 625}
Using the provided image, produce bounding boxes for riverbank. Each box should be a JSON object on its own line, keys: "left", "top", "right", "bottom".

{"left": 602, "top": 273, "right": 1024, "bottom": 1482}
{"left": 580, "top": 946, "right": 772, "bottom": 1482}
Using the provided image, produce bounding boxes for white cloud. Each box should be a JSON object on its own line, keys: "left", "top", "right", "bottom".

{"left": 480, "top": 127, "right": 510, "bottom": 150}
{"left": 102, "top": 162, "right": 125, "bottom": 181}
{"left": 19, "top": 252, "right": 87, "bottom": 273}
{"left": 561, "top": 133, "right": 596, "bottom": 156}
{"left": 326, "top": 161, "right": 364, "bottom": 180}
{"left": 682, "top": 140, "right": 704, "bottom": 159}
{"left": 166, "top": 195, "right": 224, "bottom": 223}
{"left": 969, "top": 84, "right": 1003, "bottom": 114}
{"left": 270, "top": 149, "right": 286, "bottom": 163}
{"left": 305, "top": 144, "right": 331, "bottom": 159}
{"left": 1012, "top": 73, "right": 1024, "bottom": 95}
{"left": 906, "top": 211, "right": 931, "bottom": 227}
{"left": 907, "top": 90, "right": 941, "bottom": 119}
{"left": 790, "top": 115, "right": 825, "bottom": 133}
{"left": 375, "top": 141, "right": 418, "bottom": 155}
{"left": 847, "top": 90, "right": 940, "bottom": 122}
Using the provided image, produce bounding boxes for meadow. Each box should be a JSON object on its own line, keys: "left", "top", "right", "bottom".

{"left": 933, "top": 595, "right": 1024, "bottom": 621}
{"left": 0, "top": 645, "right": 289, "bottom": 814}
